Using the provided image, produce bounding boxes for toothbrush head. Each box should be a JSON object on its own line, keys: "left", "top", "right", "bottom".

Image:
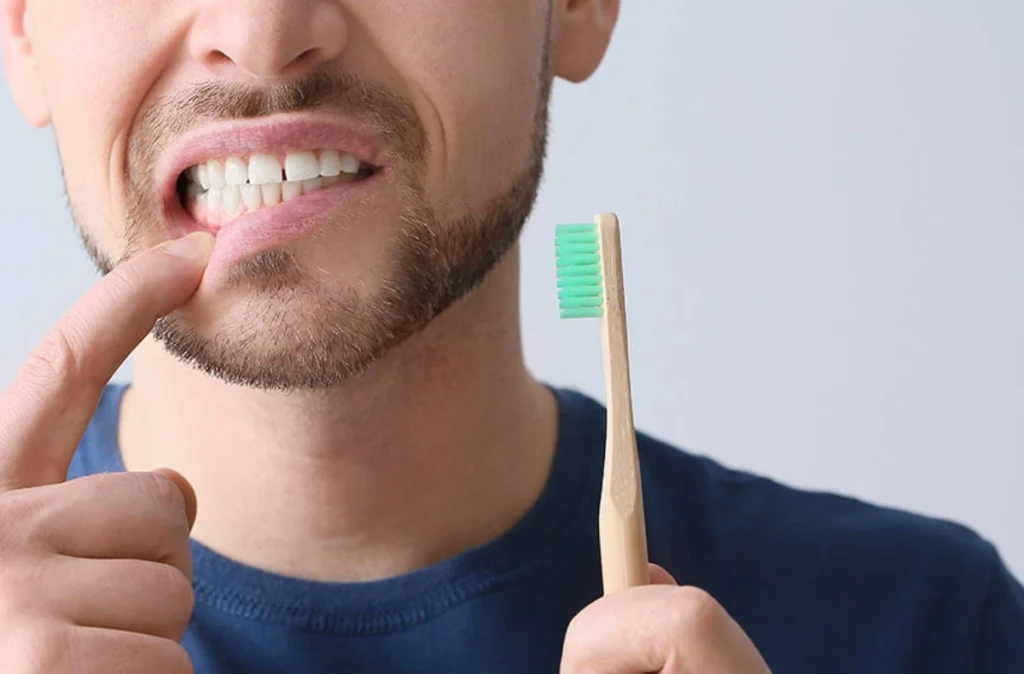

{"left": 555, "top": 222, "right": 604, "bottom": 319}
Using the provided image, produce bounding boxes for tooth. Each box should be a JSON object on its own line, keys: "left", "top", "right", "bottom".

{"left": 225, "top": 157, "right": 248, "bottom": 186}
{"left": 249, "top": 154, "right": 283, "bottom": 185}
{"left": 206, "top": 160, "right": 226, "bottom": 189}
{"left": 302, "top": 177, "right": 323, "bottom": 194}
{"left": 261, "top": 183, "right": 282, "bottom": 206}
{"left": 196, "top": 192, "right": 208, "bottom": 211}
{"left": 323, "top": 175, "right": 341, "bottom": 186}
{"left": 319, "top": 150, "right": 343, "bottom": 177}
{"left": 241, "top": 184, "right": 262, "bottom": 211}
{"left": 197, "top": 164, "right": 210, "bottom": 190}
{"left": 282, "top": 181, "right": 303, "bottom": 201}
{"left": 285, "top": 151, "right": 320, "bottom": 181}
{"left": 207, "top": 188, "right": 223, "bottom": 212}
{"left": 339, "top": 153, "right": 361, "bottom": 175}
{"left": 222, "top": 185, "right": 242, "bottom": 217}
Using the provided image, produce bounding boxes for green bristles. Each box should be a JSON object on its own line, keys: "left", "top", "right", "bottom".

{"left": 555, "top": 223, "right": 604, "bottom": 319}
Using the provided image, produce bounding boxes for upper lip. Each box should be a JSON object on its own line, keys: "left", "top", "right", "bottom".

{"left": 156, "top": 114, "right": 388, "bottom": 210}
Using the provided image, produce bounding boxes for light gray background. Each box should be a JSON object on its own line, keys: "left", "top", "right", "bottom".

{"left": 2, "top": 2, "right": 1021, "bottom": 575}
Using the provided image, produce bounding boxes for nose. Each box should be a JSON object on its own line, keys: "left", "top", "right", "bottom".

{"left": 189, "top": 0, "right": 348, "bottom": 81}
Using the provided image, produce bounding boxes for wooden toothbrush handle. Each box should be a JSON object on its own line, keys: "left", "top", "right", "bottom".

{"left": 596, "top": 213, "right": 649, "bottom": 595}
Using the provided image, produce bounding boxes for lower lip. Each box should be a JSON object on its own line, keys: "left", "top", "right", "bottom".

{"left": 167, "top": 171, "right": 385, "bottom": 270}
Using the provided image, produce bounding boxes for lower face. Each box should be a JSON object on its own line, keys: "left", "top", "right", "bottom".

{"left": 36, "top": 1, "right": 553, "bottom": 390}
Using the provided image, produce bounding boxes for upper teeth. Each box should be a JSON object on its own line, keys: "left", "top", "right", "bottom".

{"left": 182, "top": 149, "right": 371, "bottom": 224}
{"left": 186, "top": 149, "right": 364, "bottom": 189}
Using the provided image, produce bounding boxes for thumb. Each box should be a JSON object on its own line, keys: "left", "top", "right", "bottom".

{"left": 151, "top": 468, "right": 198, "bottom": 531}
{"left": 649, "top": 563, "right": 678, "bottom": 585}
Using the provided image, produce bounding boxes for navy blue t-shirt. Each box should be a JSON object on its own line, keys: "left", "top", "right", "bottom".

{"left": 68, "top": 385, "right": 1024, "bottom": 672}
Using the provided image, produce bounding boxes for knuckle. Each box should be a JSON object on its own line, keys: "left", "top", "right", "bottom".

{"left": 561, "top": 609, "right": 602, "bottom": 671}
{"left": 22, "top": 321, "right": 107, "bottom": 397}
{"left": 165, "top": 643, "right": 195, "bottom": 674}
{"left": 661, "top": 586, "right": 723, "bottom": 636}
{"left": 22, "top": 329, "right": 82, "bottom": 391}
{"left": 154, "top": 564, "right": 195, "bottom": 620}
{"left": 136, "top": 473, "right": 187, "bottom": 524}
{"left": 62, "top": 622, "right": 97, "bottom": 673}
{"left": 562, "top": 610, "right": 589, "bottom": 653}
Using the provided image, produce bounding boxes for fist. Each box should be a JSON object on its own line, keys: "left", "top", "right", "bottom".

{"left": 0, "top": 233, "right": 212, "bottom": 672}
{"left": 561, "top": 565, "right": 771, "bottom": 673}
{"left": 0, "top": 472, "right": 197, "bottom": 672}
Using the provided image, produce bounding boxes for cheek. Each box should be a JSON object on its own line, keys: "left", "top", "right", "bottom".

{"left": 367, "top": 2, "right": 547, "bottom": 213}
{"left": 33, "top": 0, "right": 182, "bottom": 248}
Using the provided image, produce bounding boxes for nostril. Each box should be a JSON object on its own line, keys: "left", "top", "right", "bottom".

{"left": 288, "top": 47, "right": 321, "bottom": 72}
{"left": 200, "top": 46, "right": 324, "bottom": 80}
{"left": 204, "top": 49, "right": 235, "bottom": 69}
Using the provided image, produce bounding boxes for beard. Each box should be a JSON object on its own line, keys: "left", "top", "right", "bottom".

{"left": 72, "top": 51, "right": 551, "bottom": 391}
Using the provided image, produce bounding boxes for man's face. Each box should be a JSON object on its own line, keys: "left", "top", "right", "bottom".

{"left": 2, "top": 0, "right": 616, "bottom": 390}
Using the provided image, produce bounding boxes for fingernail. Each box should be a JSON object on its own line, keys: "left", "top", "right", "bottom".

{"left": 163, "top": 232, "right": 214, "bottom": 260}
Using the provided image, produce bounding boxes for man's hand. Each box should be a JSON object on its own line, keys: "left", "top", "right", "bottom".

{"left": 561, "top": 564, "right": 771, "bottom": 673}
{"left": 0, "top": 233, "right": 212, "bottom": 673}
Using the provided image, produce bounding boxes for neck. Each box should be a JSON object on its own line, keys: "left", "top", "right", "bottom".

{"left": 119, "top": 249, "right": 558, "bottom": 582}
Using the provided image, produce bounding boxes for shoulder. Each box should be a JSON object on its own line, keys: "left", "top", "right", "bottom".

{"left": 552, "top": 387, "right": 991, "bottom": 572}
{"left": 634, "top": 427, "right": 995, "bottom": 589}
{"left": 633, "top": 426, "right": 1006, "bottom": 660}
{"left": 623, "top": 426, "right": 1019, "bottom": 668}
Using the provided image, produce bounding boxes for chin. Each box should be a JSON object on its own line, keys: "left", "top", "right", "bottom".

{"left": 154, "top": 283, "right": 391, "bottom": 390}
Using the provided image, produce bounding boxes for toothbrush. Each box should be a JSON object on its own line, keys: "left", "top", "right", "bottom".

{"left": 555, "top": 213, "right": 649, "bottom": 594}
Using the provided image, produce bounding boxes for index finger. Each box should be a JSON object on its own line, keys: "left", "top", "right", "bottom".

{"left": 0, "top": 232, "right": 213, "bottom": 490}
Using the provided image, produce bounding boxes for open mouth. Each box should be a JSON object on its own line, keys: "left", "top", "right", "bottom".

{"left": 176, "top": 149, "right": 380, "bottom": 230}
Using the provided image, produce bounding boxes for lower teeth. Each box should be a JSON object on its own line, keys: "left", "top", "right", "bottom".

{"left": 183, "top": 172, "right": 363, "bottom": 222}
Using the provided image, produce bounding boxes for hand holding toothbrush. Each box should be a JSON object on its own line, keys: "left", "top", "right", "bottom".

{"left": 556, "top": 215, "right": 770, "bottom": 673}
{"left": 560, "top": 562, "right": 771, "bottom": 673}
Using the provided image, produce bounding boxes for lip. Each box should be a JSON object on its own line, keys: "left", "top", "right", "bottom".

{"left": 169, "top": 170, "right": 386, "bottom": 271}
{"left": 156, "top": 113, "right": 390, "bottom": 269}
{"left": 157, "top": 113, "right": 387, "bottom": 212}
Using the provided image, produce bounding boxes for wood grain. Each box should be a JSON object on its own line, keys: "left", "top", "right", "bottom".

{"left": 596, "top": 212, "right": 650, "bottom": 594}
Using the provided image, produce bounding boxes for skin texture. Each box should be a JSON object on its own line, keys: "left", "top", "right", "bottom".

{"left": 1, "top": 0, "right": 772, "bottom": 671}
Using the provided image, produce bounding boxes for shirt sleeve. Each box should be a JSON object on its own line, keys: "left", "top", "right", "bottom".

{"left": 974, "top": 546, "right": 1024, "bottom": 672}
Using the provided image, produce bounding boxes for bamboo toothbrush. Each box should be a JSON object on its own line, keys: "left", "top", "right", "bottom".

{"left": 555, "top": 213, "right": 649, "bottom": 594}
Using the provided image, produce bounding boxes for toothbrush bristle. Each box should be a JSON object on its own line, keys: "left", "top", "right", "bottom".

{"left": 555, "top": 223, "right": 604, "bottom": 319}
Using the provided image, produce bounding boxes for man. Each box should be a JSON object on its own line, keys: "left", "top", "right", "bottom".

{"left": 0, "top": 0, "right": 1020, "bottom": 671}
